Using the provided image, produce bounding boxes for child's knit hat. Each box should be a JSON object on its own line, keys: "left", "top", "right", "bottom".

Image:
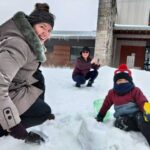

{"left": 113, "top": 64, "right": 133, "bottom": 83}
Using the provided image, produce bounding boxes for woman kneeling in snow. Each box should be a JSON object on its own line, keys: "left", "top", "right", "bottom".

{"left": 72, "top": 46, "right": 100, "bottom": 88}
{"left": 0, "top": 3, "right": 55, "bottom": 144}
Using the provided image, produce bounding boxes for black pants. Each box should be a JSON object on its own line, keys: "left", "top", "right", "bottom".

{"left": 0, "top": 96, "right": 51, "bottom": 137}
{"left": 20, "top": 97, "right": 51, "bottom": 128}
{"left": 21, "top": 68, "right": 51, "bottom": 128}
{"left": 0, "top": 69, "right": 51, "bottom": 136}
{"left": 114, "top": 112, "right": 150, "bottom": 145}
{"left": 72, "top": 70, "right": 98, "bottom": 85}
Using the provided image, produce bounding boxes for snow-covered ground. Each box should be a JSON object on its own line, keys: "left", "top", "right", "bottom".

{"left": 0, "top": 66, "right": 150, "bottom": 150}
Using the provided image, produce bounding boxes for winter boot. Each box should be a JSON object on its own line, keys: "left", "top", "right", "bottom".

{"left": 48, "top": 113, "right": 55, "bottom": 120}
{"left": 75, "top": 83, "right": 81, "bottom": 88}
{"left": 114, "top": 116, "right": 139, "bottom": 131}
{"left": 0, "top": 127, "right": 8, "bottom": 137}
{"left": 87, "top": 80, "right": 93, "bottom": 87}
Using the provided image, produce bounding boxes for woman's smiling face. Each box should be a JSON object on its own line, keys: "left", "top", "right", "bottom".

{"left": 33, "top": 22, "right": 53, "bottom": 44}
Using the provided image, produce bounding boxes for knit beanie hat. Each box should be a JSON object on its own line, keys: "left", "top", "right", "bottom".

{"left": 27, "top": 3, "right": 55, "bottom": 28}
{"left": 80, "top": 46, "right": 90, "bottom": 55}
{"left": 113, "top": 64, "right": 133, "bottom": 83}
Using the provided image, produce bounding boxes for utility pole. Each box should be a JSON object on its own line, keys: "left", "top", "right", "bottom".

{"left": 95, "top": 0, "right": 117, "bottom": 66}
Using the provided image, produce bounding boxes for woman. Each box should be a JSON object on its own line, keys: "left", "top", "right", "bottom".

{"left": 0, "top": 3, "right": 55, "bottom": 144}
{"left": 72, "top": 46, "right": 100, "bottom": 87}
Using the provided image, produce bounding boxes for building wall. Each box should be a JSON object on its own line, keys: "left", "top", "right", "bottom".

{"left": 113, "top": 39, "right": 146, "bottom": 68}
{"left": 46, "top": 45, "right": 70, "bottom": 66}
{"left": 43, "top": 39, "right": 95, "bottom": 67}
{"left": 120, "top": 45, "right": 145, "bottom": 69}
{"left": 116, "top": 0, "right": 150, "bottom": 25}
{"left": 95, "top": 0, "right": 150, "bottom": 68}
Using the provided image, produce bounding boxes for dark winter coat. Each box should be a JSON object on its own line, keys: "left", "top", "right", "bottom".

{"left": 0, "top": 12, "right": 47, "bottom": 130}
{"left": 99, "top": 87, "right": 148, "bottom": 118}
{"left": 72, "top": 57, "right": 100, "bottom": 77}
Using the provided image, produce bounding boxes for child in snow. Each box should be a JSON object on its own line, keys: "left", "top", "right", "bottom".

{"left": 72, "top": 46, "right": 100, "bottom": 87}
{"left": 96, "top": 64, "right": 150, "bottom": 145}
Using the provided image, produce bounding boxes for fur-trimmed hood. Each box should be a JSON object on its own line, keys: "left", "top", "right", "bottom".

{"left": 0, "top": 12, "right": 48, "bottom": 130}
{"left": 0, "top": 11, "right": 46, "bottom": 62}
{"left": 13, "top": 11, "right": 47, "bottom": 62}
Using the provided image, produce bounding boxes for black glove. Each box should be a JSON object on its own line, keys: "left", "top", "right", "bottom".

{"left": 25, "top": 131, "right": 45, "bottom": 144}
{"left": 10, "top": 123, "right": 28, "bottom": 140}
{"left": 95, "top": 113, "right": 104, "bottom": 122}
{"left": 48, "top": 113, "right": 55, "bottom": 120}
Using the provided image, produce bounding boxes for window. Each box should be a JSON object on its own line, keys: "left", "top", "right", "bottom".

{"left": 144, "top": 47, "right": 150, "bottom": 70}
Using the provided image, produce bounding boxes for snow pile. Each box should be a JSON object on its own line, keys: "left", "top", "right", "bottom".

{"left": 0, "top": 66, "right": 150, "bottom": 150}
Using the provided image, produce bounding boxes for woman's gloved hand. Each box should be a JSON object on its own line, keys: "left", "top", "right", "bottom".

{"left": 10, "top": 123, "right": 45, "bottom": 144}
{"left": 25, "top": 131, "right": 45, "bottom": 144}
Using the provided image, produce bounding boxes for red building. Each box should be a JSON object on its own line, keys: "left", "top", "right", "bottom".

{"left": 113, "top": 25, "right": 150, "bottom": 69}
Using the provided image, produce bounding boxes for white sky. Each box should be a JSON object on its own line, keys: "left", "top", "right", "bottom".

{"left": 0, "top": 0, "right": 99, "bottom": 31}
{"left": 0, "top": 66, "right": 150, "bottom": 149}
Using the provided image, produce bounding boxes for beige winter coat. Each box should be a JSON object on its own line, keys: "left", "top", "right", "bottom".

{"left": 0, "top": 12, "right": 47, "bottom": 130}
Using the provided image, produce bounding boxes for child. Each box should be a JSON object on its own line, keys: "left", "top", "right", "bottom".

{"left": 96, "top": 64, "right": 150, "bottom": 145}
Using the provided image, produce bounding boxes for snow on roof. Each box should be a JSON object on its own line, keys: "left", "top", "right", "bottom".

{"left": 114, "top": 24, "right": 150, "bottom": 31}
{"left": 51, "top": 31, "right": 96, "bottom": 40}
